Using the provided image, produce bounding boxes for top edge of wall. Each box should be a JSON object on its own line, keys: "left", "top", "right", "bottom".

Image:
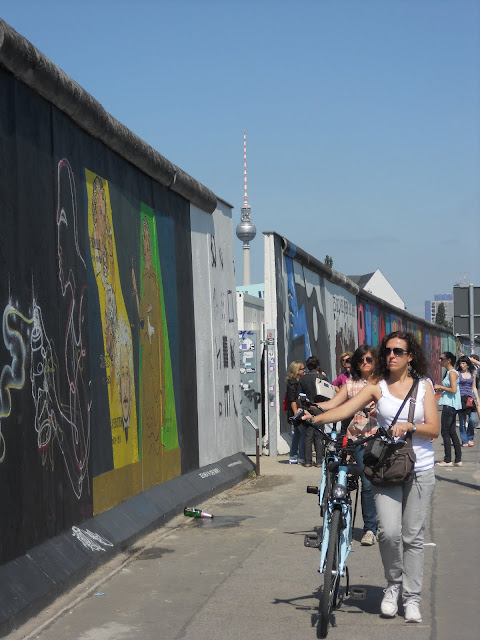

{"left": 0, "top": 19, "right": 218, "bottom": 215}
{"left": 265, "top": 231, "right": 459, "bottom": 337}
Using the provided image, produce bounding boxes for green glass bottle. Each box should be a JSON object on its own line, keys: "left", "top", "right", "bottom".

{"left": 184, "top": 507, "right": 213, "bottom": 518}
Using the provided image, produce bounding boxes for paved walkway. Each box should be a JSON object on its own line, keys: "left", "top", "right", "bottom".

{"left": 8, "top": 434, "right": 480, "bottom": 640}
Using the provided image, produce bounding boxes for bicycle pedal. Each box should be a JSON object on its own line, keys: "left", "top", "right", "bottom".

{"left": 304, "top": 534, "right": 321, "bottom": 548}
{"left": 306, "top": 485, "right": 318, "bottom": 494}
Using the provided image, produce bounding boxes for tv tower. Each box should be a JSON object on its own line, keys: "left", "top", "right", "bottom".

{"left": 236, "top": 131, "right": 256, "bottom": 285}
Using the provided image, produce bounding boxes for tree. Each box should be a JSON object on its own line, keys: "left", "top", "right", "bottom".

{"left": 324, "top": 255, "right": 333, "bottom": 268}
{"left": 435, "top": 303, "right": 452, "bottom": 329}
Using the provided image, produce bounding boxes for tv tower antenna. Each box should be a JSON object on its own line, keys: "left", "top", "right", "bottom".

{"left": 236, "top": 131, "right": 256, "bottom": 285}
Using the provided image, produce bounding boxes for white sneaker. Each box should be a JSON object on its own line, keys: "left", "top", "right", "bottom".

{"left": 454, "top": 461, "right": 463, "bottom": 467}
{"left": 289, "top": 456, "right": 298, "bottom": 464}
{"left": 380, "top": 583, "right": 401, "bottom": 617}
{"left": 404, "top": 601, "right": 422, "bottom": 623}
{"left": 360, "top": 530, "right": 376, "bottom": 546}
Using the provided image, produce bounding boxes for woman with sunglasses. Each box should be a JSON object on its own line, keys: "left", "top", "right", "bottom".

{"left": 285, "top": 361, "right": 307, "bottom": 464}
{"left": 332, "top": 352, "right": 353, "bottom": 392}
{"left": 303, "top": 331, "right": 439, "bottom": 624}
{"left": 455, "top": 355, "right": 480, "bottom": 447}
{"left": 433, "top": 352, "right": 462, "bottom": 465}
{"left": 314, "top": 345, "right": 378, "bottom": 546}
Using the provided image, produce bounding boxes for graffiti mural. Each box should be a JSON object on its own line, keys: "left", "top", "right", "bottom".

{"left": 1, "top": 160, "right": 91, "bottom": 500}
{"left": 132, "top": 205, "right": 180, "bottom": 486}
{"left": 86, "top": 170, "right": 139, "bottom": 469}
{"left": 357, "top": 296, "right": 447, "bottom": 383}
{"left": 282, "top": 256, "right": 356, "bottom": 380}
{"left": 0, "top": 303, "right": 33, "bottom": 463}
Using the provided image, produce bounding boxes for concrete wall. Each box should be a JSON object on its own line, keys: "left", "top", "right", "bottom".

{"left": 0, "top": 22, "right": 242, "bottom": 568}
{"left": 264, "top": 232, "right": 473, "bottom": 454}
{"left": 191, "top": 203, "right": 242, "bottom": 467}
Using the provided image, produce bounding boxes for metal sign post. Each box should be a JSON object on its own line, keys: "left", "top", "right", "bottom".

{"left": 453, "top": 284, "right": 480, "bottom": 354}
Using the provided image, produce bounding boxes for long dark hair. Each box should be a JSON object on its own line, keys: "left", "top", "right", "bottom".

{"left": 350, "top": 344, "right": 376, "bottom": 381}
{"left": 373, "top": 331, "right": 428, "bottom": 380}
{"left": 456, "top": 355, "right": 475, "bottom": 374}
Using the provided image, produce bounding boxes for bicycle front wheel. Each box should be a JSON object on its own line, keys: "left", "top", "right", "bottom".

{"left": 320, "top": 509, "right": 341, "bottom": 637}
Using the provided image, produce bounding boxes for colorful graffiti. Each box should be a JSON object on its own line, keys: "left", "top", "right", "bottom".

{"left": 132, "top": 205, "right": 180, "bottom": 485}
{"left": 357, "top": 297, "right": 447, "bottom": 383}
{"left": 86, "top": 170, "right": 139, "bottom": 469}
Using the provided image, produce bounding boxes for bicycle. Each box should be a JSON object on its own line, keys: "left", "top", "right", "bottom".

{"left": 290, "top": 408, "right": 397, "bottom": 637}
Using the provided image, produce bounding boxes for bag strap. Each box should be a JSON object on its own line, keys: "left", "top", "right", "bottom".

{"left": 390, "top": 379, "right": 420, "bottom": 428}
{"left": 407, "top": 380, "right": 419, "bottom": 423}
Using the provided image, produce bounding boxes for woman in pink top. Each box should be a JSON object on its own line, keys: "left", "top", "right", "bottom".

{"left": 332, "top": 351, "right": 353, "bottom": 391}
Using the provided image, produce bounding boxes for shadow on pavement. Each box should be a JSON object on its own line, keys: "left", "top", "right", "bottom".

{"left": 434, "top": 474, "right": 480, "bottom": 491}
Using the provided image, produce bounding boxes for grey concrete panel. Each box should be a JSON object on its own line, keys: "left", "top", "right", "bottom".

{"left": 0, "top": 557, "right": 54, "bottom": 636}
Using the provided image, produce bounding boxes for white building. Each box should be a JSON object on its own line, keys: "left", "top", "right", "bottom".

{"left": 348, "top": 269, "right": 406, "bottom": 310}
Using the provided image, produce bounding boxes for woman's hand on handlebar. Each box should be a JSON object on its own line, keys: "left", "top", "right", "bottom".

{"left": 301, "top": 410, "right": 313, "bottom": 421}
{"left": 301, "top": 410, "right": 325, "bottom": 425}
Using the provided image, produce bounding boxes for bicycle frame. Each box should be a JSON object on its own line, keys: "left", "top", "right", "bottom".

{"left": 318, "top": 426, "right": 355, "bottom": 578}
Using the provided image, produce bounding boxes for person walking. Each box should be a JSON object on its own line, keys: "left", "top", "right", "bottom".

{"left": 468, "top": 354, "right": 480, "bottom": 429}
{"left": 456, "top": 356, "right": 480, "bottom": 447}
{"left": 286, "top": 361, "right": 306, "bottom": 464}
{"left": 303, "top": 331, "right": 439, "bottom": 623}
{"left": 314, "top": 345, "right": 378, "bottom": 546}
{"left": 300, "top": 356, "right": 329, "bottom": 467}
{"left": 434, "top": 352, "right": 462, "bottom": 466}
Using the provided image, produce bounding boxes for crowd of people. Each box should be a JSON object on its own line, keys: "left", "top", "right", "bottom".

{"left": 284, "top": 332, "right": 479, "bottom": 624}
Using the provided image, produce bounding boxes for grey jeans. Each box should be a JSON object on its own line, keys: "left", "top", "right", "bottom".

{"left": 372, "top": 467, "right": 435, "bottom": 604}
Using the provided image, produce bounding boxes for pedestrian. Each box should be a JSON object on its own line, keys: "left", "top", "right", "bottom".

{"left": 332, "top": 352, "right": 352, "bottom": 392}
{"left": 300, "top": 356, "right": 328, "bottom": 467}
{"left": 434, "top": 352, "right": 462, "bottom": 466}
{"left": 469, "top": 354, "right": 480, "bottom": 428}
{"left": 314, "top": 345, "right": 378, "bottom": 546}
{"left": 286, "top": 361, "right": 306, "bottom": 464}
{"left": 455, "top": 355, "right": 480, "bottom": 447}
{"left": 303, "top": 331, "right": 439, "bottom": 623}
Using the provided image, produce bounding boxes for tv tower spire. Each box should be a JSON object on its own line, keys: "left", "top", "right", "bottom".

{"left": 236, "top": 131, "right": 256, "bottom": 285}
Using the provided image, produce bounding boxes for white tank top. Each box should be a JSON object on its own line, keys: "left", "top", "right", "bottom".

{"left": 377, "top": 378, "right": 434, "bottom": 472}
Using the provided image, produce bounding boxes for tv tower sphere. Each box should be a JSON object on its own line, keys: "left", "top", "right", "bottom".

{"left": 236, "top": 210, "right": 257, "bottom": 243}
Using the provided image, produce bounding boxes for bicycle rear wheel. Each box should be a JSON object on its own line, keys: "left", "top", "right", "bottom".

{"left": 320, "top": 509, "right": 341, "bottom": 637}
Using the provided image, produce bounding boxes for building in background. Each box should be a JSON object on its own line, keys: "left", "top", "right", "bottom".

{"left": 425, "top": 293, "right": 454, "bottom": 325}
{"left": 348, "top": 269, "right": 406, "bottom": 310}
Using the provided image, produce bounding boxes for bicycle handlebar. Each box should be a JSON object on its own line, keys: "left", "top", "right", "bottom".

{"left": 300, "top": 419, "right": 396, "bottom": 450}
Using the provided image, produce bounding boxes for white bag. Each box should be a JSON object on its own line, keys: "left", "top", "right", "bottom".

{"left": 315, "top": 378, "right": 335, "bottom": 399}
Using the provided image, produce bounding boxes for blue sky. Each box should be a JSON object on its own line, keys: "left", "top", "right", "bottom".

{"left": 1, "top": 0, "right": 478, "bottom": 317}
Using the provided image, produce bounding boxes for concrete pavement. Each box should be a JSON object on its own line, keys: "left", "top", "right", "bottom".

{"left": 7, "top": 435, "right": 480, "bottom": 640}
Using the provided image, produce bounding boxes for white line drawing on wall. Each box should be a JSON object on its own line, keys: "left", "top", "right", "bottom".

{"left": 71, "top": 526, "right": 113, "bottom": 552}
{"left": 0, "top": 304, "right": 33, "bottom": 462}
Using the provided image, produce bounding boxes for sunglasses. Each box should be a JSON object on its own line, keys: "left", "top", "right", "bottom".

{"left": 359, "top": 356, "right": 373, "bottom": 364}
{"left": 385, "top": 347, "right": 409, "bottom": 357}
{"left": 343, "top": 358, "right": 351, "bottom": 364}
{"left": 299, "top": 366, "right": 306, "bottom": 370}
